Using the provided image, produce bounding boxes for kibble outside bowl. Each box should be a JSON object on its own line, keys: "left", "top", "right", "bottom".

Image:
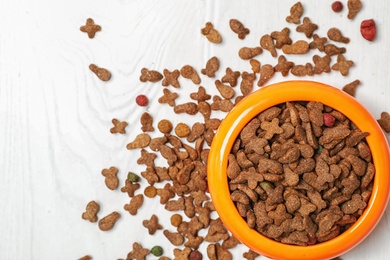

{"left": 207, "top": 80, "right": 390, "bottom": 260}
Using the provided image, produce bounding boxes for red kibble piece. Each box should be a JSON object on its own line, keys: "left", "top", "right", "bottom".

{"left": 360, "top": 19, "right": 376, "bottom": 42}
{"left": 189, "top": 250, "right": 203, "bottom": 260}
{"left": 136, "top": 94, "right": 149, "bottom": 106}
{"left": 331, "top": 1, "right": 343, "bottom": 12}
{"left": 324, "top": 113, "right": 336, "bottom": 127}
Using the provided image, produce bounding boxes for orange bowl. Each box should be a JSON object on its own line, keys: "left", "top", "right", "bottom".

{"left": 207, "top": 80, "right": 390, "bottom": 260}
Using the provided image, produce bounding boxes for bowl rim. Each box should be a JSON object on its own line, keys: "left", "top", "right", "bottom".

{"left": 207, "top": 80, "right": 390, "bottom": 260}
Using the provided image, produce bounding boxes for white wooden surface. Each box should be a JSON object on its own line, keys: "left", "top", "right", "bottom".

{"left": 1, "top": 0, "right": 389, "bottom": 259}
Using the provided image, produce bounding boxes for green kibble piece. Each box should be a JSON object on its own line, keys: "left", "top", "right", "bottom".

{"left": 316, "top": 145, "right": 324, "bottom": 154}
{"left": 260, "top": 181, "right": 274, "bottom": 191}
{"left": 151, "top": 246, "right": 163, "bottom": 257}
{"left": 127, "top": 172, "right": 141, "bottom": 182}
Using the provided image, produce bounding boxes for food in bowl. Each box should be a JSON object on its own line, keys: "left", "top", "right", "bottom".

{"left": 227, "top": 100, "right": 373, "bottom": 246}
{"left": 207, "top": 81, "right": 390, "bottom": 260}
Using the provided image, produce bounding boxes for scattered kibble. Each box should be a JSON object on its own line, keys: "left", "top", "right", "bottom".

{"left": 331, "top": 1, "right": 343, "bottom": 13}
{"left": 360, "top": 19, "right": 376, "bottom": 42}
{"left": 136, "top": 94, "right": 149, "bottom": 107}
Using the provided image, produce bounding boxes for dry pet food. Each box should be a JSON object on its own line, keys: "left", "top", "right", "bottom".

{"left": 181, "top": 65, "right": 201, "bottom": 84}
{"left": 110, "top": 119, "right": 128, "bottom": 134}
{"left": 98, "top": 211, "right": 120, "bottom": 231}
{"left": 228, "top": 101, "right": 374, "bottom": 245}
{"left": 229, "top": 19, "right": 250, "bottom": 39}
{"left": 201, "top": 56, "right": 220, "bottom": 78}
{"left": 136, "top": 94, "right": 149, "bottom": 107}
{"left": 101, "top": 166, "right": 119, "bottom": 190}
{"left": 377, "top": 112, "right": 390, "bottom": 133}
{"left": 332, "top": 54, "right": 354, "bottom": 76}
{"left": 296, "top": 17, "right": 318, "bottom": 38}
{"left": 286, "top": 2, "right": 304, "bottom": 24}
{"left": 126, "top": 242, "right": 150, "bottom": 260}
{"left": 360, "top": 19, "right": 376, "bottom": 42}
{"left": 162, "top": 69, "right": 181, "bottom": 88}
{"left": 140, "top": 68, "right": 163, "bottom": 83}
{"left": 347, "top": 0, "right": 362, "bottom": 20}
{"left": 89, "top": 64, "right": 111, "bottom": 81}
{"left": 201, "top": 22, "right": 222, "bottom": 43}
{"left": 331, "top": 1, "right": 343, "bottom": 12}
{"left": 80, "top": 18, "right": 101, "bottom": 38}
{"left": 82, "top": 201, "right": 100, "bottom": 223}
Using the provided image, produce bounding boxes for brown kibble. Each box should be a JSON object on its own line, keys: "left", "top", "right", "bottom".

{"left": 101, "top": 166, "right": 119, "bottom": 190}
{"left": 121, "top": 179, "right": 141, "bottom": 197}
{"left": 174, "top": 247, "right": 192, "bottom": 259}
{"left": 137, "top": 149, "right": 157, "bottom": 168}
{"left": 157, "top": 183, "right": 176, "bottom": 204}
{"left": 190, "top": 86, "right": 212, "bottom": 103}
{"left": 324, "top": 44, "right": 346, "bottom": 56}
{"left": 175, "top": 123, "right": 191, "bottom": 138}
{"left": 238, "top": 47, "right": 263, "bottom": 60}
{"left": 342, "top": 80, "right": 361, "bottom": 97}
{"left": 309, "top": 34, "right": 327, "bottom": 52}
{"left": 275, "top": 55, "right": 294, "bottom": 77}
{"left": 240, "top": 72, "right": 256, "bottom": 96}
{"left": 174, "top": 102, "right": 198, "bottom": 115}
{"left": 126, "top": 133, "right": 151, "bottom": 150}
{"left": 78, "top": 255, "right": 92, "bottom": 260}
{"left": 282, "top": 40, "right": 309, "bottom": 54}
{"left": 127, "top": 242, "right": 150, "bottom": 260}
{"left": 140, "top": 68, "right": 163, "bottom": 82}
{"left": 98, "top": 211, "right": 120, "bottom": 231}
{"left": 158, "top": 88, "right": 179, "bottom": 107}
{"left": 271, "top": 27, "right": 293, "bottom": 49}
{"left": 347, "top": 0, "right": 362, "bottom": 20}
{"left": 260, "top": 34, "right": 277, "bottom": 57}
{"left": 201, "top": 56, "right": 220, "bottom": 78}
{"left": 257, "top": 64, "right": 275, "bottom": 87}
{"left": 144, "top": 185, "right": 157, "bottom": 198}
{"left": 198, "top": 101, "right": 212, "bottom": 120}
{"left": 250, "top": 59, "right": 261, "bottom": 73}
{"left": 377, "top": 112, "right": 390, "bottom": 133}
{"left": 229, "top": 19, "right": 250, "bottom": 39}
{"left": 124, "top": 194, "right": 144, "bottom": 215}
{"left": 327, "top": 28, "right": 350, "bottom": 44}
{"left": 110, "top": 119, "right": 128, "bottom": 134}
{"left": 286, "top": 2, "right": 304, "bottom": 24}
{"left": 313, "top": 55, "right": 331, "bottom": 74}
{"left": 180, "top": 65, "right": 201, "bottom": 84}
{"left": 201, "top": 22, "right": 222, "bottom": 43}
{"left": 162, "top": 69, "right": 180, "bottom": 88}
{"left": 291, "top": 63, "right": 314, "bottom": 77}
{"left": 89, "top": 64, "right": 111, "bottom": 81}
{"left": 82, "top": 200, "right": 100, "bottom": 223}
{"left": 80, "top": 18, "right": 101, "bottom": 39}
{"left": 158, "top": 119, "right": 173, "bottom": 134}
{"left": 211, "top": 96, "right": 234, "bottom": 112}
{"left": 142, "top": 214, "right": 163, "bottom": 235}
{"left": 221, "top": 68, "right": 241, "bottom": 87}
{"left": 163, "top": 230, "right": 184, "bottom": 246}
{"left": 296, "top": 17, "right": 318, "bottom": 38}
{"left": 332, "top": 54, "right": 354, "bottom": 76}
{"left": 187, "top": 122, "right": 205, "bottom": 143}
{"left": 341, "top": 194, "right": 366, "bottom": 214}
{"left": 215, "top": 80, "right": 235, "bottom": 99}
{"left": 243, "top": 249, "right": 260, "bottom": 260}
{"left": 140, "top": 112, "right": 154, "bottom": 132}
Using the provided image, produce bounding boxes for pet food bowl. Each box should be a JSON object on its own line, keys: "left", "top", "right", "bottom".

{"left": 207, "top": 80, "right": 390, "bottom": 260}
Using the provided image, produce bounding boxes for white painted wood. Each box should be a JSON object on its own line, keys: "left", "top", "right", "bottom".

{"left": 1, "top": 0, "right": 389, "bottom": 259}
